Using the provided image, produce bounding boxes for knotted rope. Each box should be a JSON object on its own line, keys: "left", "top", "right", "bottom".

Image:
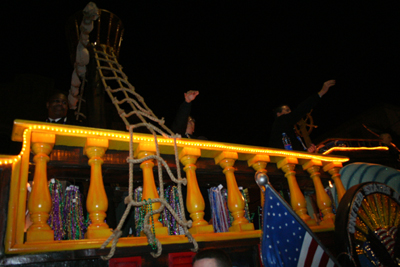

{"left": 100, "top": 124, "right": 198, "bottom": 260}
{"left": 69, "top": 4, "right": 199, "bottom": 257}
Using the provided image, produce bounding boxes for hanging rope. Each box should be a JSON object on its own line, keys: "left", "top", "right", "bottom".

{"left": 100, "top": 125, "right": 197, "bottom": 259}
{"left": 69, "top": 3, "right": 199, "bottom": 259}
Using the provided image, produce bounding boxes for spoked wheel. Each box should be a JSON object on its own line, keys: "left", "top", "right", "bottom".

{"left": 335, "top": 182, "right": 400, "bottom": 267}
{"left": 294, "top": 110, "right": 317, "bottom": 137}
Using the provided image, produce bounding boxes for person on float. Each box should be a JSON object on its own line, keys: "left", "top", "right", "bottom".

{"left": 46, "top": 92, "right": 82, "bottom": 125}
{"left": 268, "top": 80, "right": 336, "bottom": 152}
{"left": 171, "top": 90, "right": 206, "bottom": 140}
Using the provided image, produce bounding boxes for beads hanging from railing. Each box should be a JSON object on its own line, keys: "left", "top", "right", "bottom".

{"left": 64, "top": 185, "right": 86, "bottom": 240}
{"left": 208, "top": 185, "right": 230, "bottom": 233}
{"left": 134, "top": 186, "right": 143, "bottom": 237}
{"left": 48, "top": 179, "right": 65, "bottom": 240}
{"left": 47, "top": 181, "right": 87, "bottom": 240}
{"left": 162, "top": 185, "right": 185, "bottom": 235}
{"left": 208, "top": 185, "right": 253, "bottom": 233}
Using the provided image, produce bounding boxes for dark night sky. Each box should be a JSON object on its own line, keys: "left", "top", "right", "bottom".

{"left": 2, "top": 1, "right": 399, "bottom": 147}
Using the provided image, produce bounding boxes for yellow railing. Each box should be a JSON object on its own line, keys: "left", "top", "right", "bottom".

{"left": 3, "top": 119, "right": 349, "bottom": 254}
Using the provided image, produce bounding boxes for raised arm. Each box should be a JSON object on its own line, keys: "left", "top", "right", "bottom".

{"left": 171, "top": 90, "right": 199, "bottom": 135}
{"left": 318, "top": 80, "right": 336, "bottom": 97}
{"left": 282, "top": 80, "right": 336, "bottom": 126}
{"left": 184, "top": 90, "right": 199, "bottom": 103}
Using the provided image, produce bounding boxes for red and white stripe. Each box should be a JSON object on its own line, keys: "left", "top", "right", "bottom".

{"left": 297, "top": 232, "right": 335, "bottom": 267}
{"left": 376, "top": 227, "right": 397, "bottom": 257}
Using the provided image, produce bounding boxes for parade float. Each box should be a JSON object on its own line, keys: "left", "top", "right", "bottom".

{"left": 0, "top": 3, "right": 399, "bottom": 266}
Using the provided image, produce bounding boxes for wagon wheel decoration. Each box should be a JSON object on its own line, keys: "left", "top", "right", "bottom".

{"left": 335, "top": 182, "right": 400, "bottom": 267}
{"left": 294, "top": 109, "right": 318, "bottom": 137}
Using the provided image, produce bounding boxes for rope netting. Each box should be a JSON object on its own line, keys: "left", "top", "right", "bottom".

{"left": 94, "top": 30, "right": 197, "bottom": 261}
{"left": 99, "top": 125, "right": 198, "bottom": 259}
{"left": 69, "top": 2, "right": 199, "bottom": 259}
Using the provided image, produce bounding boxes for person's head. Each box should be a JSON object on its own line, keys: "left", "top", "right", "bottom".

{"left": 380, "top": 133, "right": 393, "bottom": 145}
{"left": 274, "top": 105, "right": 291, "bottom": 118}
{"left": 186, "top": 116, "right": 195, "bottom": 135}
{"left": 46, "top": 92, "right": 68, "bottom": 119}
{"left": 192, "top": 249, "right": 232, "bottom": 267}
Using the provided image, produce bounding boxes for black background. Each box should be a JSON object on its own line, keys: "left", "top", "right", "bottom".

{"left": 2, "top": 1, "right": 399, "bottom": 147}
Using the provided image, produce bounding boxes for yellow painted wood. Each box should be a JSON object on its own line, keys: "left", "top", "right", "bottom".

{"left": 133, "top": 141, "right": 156, "bottom": 158}
{"left": 247, "top": 154, "right": 270, "bottom": 167}
{"left": 323, "top": 162, "right": 346, "bottom": 203}
{"left": 277, "top": 156, "right": 298, "bottom": 167}
{"left": 302, "top": 159, "right": 322, "bottom": 170}
{"left": 214, "top": 151, "right": 238, "bottom": 165}
{"left": 303, "top": 161, "right": 335, "bottom": 228}
{"left": 248, "top": 155, "right": 270, "bottom": 207}
{"left": 5, "top": 230, "right": 262, "bottom": 254}
{"left": 4, "top": 120, "right": 355, "bottom": 255}
{"left": 84, "top": 139, "right": 113, "bottom": 239}
{"left": 15, "top": 129, "right": 32, "bottom": 246}
{"left": 180, "top": 148, "right": 214, "bottom": 234}
{"left": 216, "top": 153, "right": 254, "bottom": 232}
{"left": 136, "top": 149, "right": 169, "bottom": 236}
{"left": 5, "top": 158, "right": 22, "bottom": 252}
{"left": 26, "top": 137, "right": 55, "bottom": 242}
{"left": 31, "top": 132, "right": 56, "bottom": 144}
{"left": 11, "top": 120, "right": 350, "bottom": 165}
{"left": 85, "top": 137, "right": 109, "bottom": 148}
{"left": 278, "top": 159, "right": 316, "bottom": 226}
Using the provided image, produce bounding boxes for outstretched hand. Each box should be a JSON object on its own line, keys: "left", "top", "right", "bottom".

{"left": 307, "top": 144, "right": 317, "bottom": 153}
{"left": 318, "top": 80, "right": 336, "bottom": 97}
{"left": 184, "top": 90, "right": 199, "bottom": 103}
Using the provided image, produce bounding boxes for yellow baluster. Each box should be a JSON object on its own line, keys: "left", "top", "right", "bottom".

{"left": 84, "top": 138, "right": 112, "bottom": 239}
{"left": 179, "top": 147, "right": 214, "bottom": 234}
{"left": 248, "top": 155, "right": 270, "bottom": 208}
{"left": 277, "top": 157, "right": 316, "bottom": 226}
{"left": 323, "top": 162, "right": 346, "bottom": 203}
{"left": 134, "top": 142, "right": 168, "bottom": 236}
{"left": 303, "top": 160, "right": 335, "bottom": 228}
{"left": 215, "top": 152, "right": 254, "bottom": 232}
{"left": 26, "top": 133, "right": 55, "bottom": 242}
